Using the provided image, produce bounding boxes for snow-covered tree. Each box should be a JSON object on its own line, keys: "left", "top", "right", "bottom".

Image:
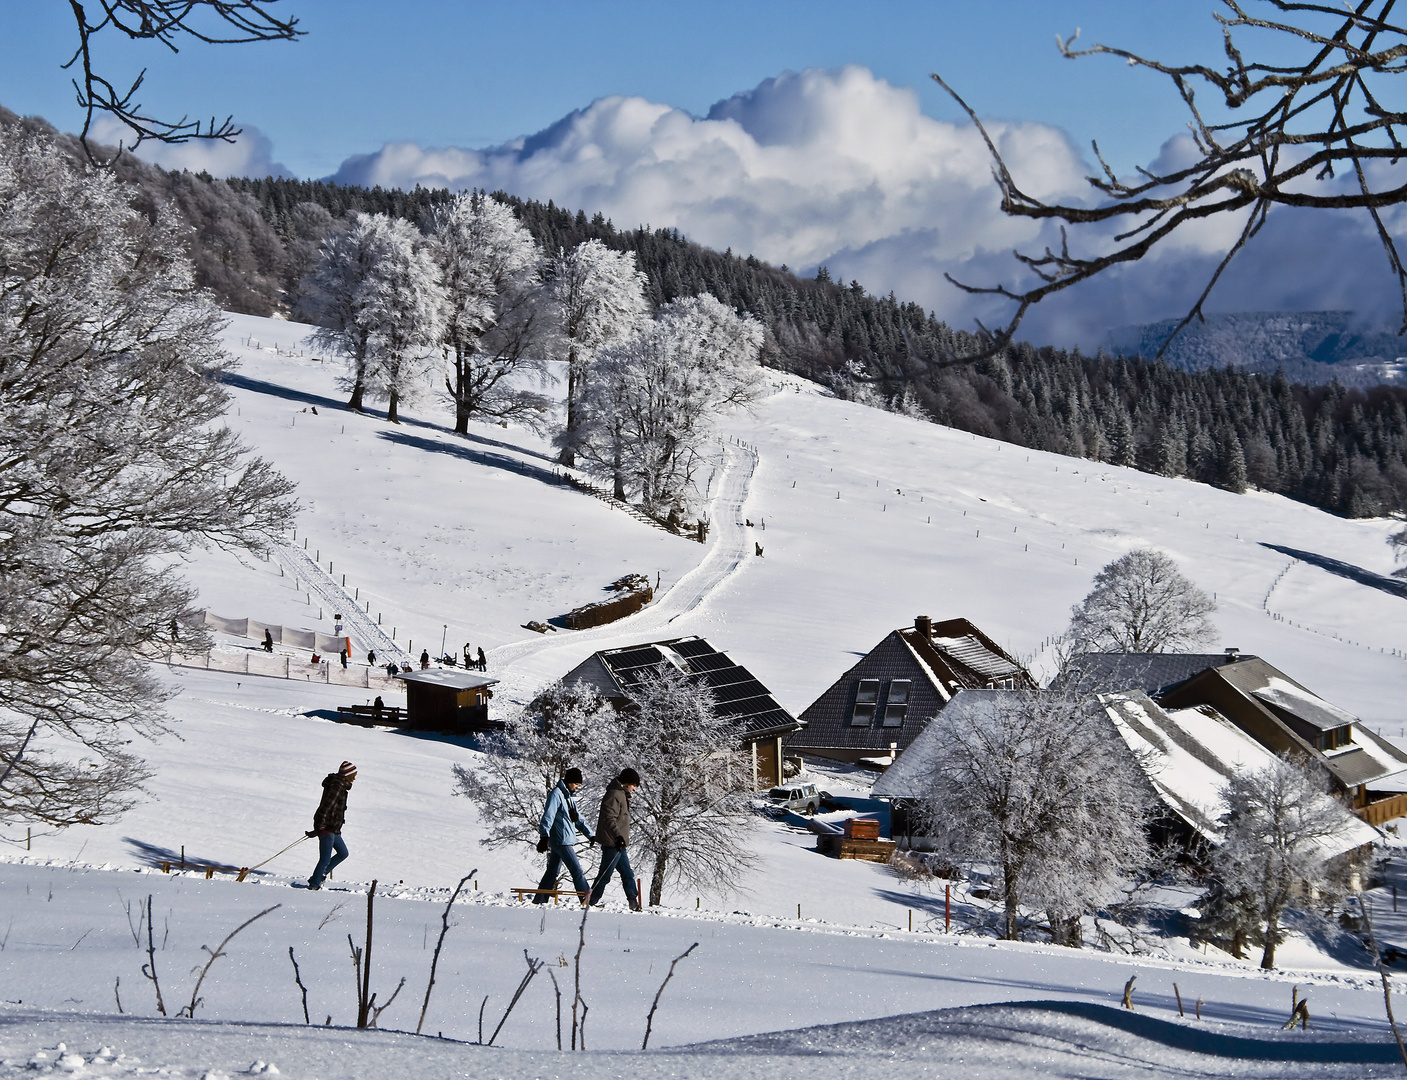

{"left": 304, "top": 213, "right": 390, "bottom": 412}
{"left": 450, "top": 680, "right": 618, "bottom": 850}
{"left": 917, "top": 690, "right": 1155, "bottom": 942}
{"left": 0, "top": 131, "right": 295, "bottom": 826}
{"left": 358, "top": 216, "right": 444, "bottom": 423}
{"left": 596, "top": 664, "right": 758, "bottom": 907}
{"left": 544, "top": 240, "right": 650, "bottom": 465}
{"left": 568, "top": 294, "right": 763, "bottom": 514}
{"left": 429, "top": 193, "right": 553, "bottom": 433}
{"left": 1066, "top": 548, "right": 1217, "bottom": 653}
{"left": 1207, "top": 754, "right": 1357, "bottom": 970}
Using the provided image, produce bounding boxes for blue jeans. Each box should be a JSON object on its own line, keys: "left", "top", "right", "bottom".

{"left": 310, "top": 832, "right": 348, "bottom": 887}
{"left": 534, "top": 839, "right": 589, "bottom": 902}
{"left": 589, "top": 846, "right": 639, "bottom": 907}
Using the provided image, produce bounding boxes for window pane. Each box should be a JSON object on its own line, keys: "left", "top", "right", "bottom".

{"left": 882, "top": 704, "right": 907, "bottom": 727}
{"left": 887, "top": 680, "right": 911, "bottom": 705}
{"left": 851, "top": 704, "right": 876, "bottom": 726}
{"left": 855, "top": 679, "right": 880, "bottom": 704}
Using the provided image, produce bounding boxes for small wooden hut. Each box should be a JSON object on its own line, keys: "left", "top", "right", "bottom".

{"left": 395, "top": 669, "right": 498, "bottom": 734}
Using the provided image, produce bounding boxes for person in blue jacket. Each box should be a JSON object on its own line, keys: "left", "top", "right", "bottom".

{"left": 534, "top": 767, "right": 594, "bottom": 903}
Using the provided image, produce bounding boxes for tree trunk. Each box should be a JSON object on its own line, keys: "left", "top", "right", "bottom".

{"left": 453, "top": 352, "right": 469, "bottom": 435}
{"left": 612, "top": 424, "right": 625, "bottom": 501}
{"left": 1003, "top": 877, "right": 1020, "bottom": 941}
{"left": 649, "top": 849, "right": 668, "bottom": 907}
{"left": 559, "top": 348, "right": 579, "bottom": 467}
{"left": 387, "top": 389, "right": 400, "bottom": 424}
{"left": 348, "top": 379, "right": 365, "bottom": 412}
{"left": 1260, "top": 916, "right": 1278, "bottom": 969}
{"left": 348, "top": 341, "right": 367, "bottom": 412}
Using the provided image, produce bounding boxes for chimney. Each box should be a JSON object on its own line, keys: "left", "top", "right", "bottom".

{"left": 1225, "top": 647, "right": 1240, "bottom": 661}
{"left": 915, "top": 615, "right": 932, "bottom": 639}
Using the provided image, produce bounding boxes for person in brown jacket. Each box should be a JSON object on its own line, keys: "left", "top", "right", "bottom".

{"left": 588, "top": 768, "right": 641, "bottom": 909}
{"left": 307, "top": 761, "right": 356, "bottom": 890}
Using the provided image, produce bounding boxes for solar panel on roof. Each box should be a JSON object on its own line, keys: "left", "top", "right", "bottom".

{"left": 712, "top": 680, "right": 770, "bottom": 704}
{"left": 668, "top": 638, "right": 715, "bottom": 658}
{"left": 683, "top": 653, "right": 734, "bottom": 674}
{"left": 607, "top": 647, "right": 666, "bottom": 669}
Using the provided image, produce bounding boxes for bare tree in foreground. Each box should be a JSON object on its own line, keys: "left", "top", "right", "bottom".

{"left": 918, "top": 690, "right": 1155, "bottom": 942}
{"left": 64, "top": 1, "right": 302, "bottom": 163}
{"left": 933, "top": 0, "right": 1407, "bottom": 363}
{"left": 1207, "top": 753, "right": 1358, "bottom": 969}
{"left": 1067, "top": 548, "right": 1218, "bottom": 653}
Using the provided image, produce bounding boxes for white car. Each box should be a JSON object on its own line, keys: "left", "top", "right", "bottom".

{"left": 768, "top": 783, "right": 825, "bottom": 815}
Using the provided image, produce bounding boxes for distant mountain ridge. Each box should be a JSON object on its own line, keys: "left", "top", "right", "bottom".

{"left": 1107, "top": 311, "right": 1407, "bottom": 387}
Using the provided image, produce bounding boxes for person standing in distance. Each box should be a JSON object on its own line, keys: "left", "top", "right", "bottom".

{"left": 589, "top": 768, "right": 642, "bottom": 909}
{"left": 534, "top": 767, "right": 594, "bottom": 903}
{"left": 307, "top": 761, "right": 356, "bottom": 890}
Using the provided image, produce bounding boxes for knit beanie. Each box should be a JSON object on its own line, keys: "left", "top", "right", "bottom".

{"left": 339, "top": 761, "right": 358, "bottom": 781}
{"left": 617, "top": 767, "right": 641, "bottom": 786}
{"left": 562, "top": 767, "right": 584, "bottom": 785}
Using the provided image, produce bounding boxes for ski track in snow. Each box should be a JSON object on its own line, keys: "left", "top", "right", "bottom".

{"left": 274, "top": 539, "right": 412, "bottom": 665}
{"left": 487, "top": 440, "right": 758, "bottom": 702}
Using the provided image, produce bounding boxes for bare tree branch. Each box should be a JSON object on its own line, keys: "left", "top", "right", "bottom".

{"left": 934, "top": 0, "right": 1407, "bottom": 365}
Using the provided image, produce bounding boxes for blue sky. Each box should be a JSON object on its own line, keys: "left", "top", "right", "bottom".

{"left": 4, "top": 2, "right": 1402, "bottom": 347}
{"left": 3, "top": 1, "right": 1226, "bottom": 179}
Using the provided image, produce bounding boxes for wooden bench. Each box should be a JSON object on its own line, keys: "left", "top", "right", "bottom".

{"left": 511, "top": 887, "right": 589, "bottom": 905}
{"left": 337, "top": 704, "right": 407, "bottom": 726}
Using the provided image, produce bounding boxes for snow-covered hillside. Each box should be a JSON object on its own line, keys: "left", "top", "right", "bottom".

{"left": 7, "top": 310, "right": 1407, "bottom": 1077}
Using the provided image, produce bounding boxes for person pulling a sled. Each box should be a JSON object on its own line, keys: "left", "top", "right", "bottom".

{"left": 307, "top": 761, "right": 356, "bottom": 890}
{"left": 589, "top": 767, "right": 641, "bottom": 909}
{"left": 534, "top": 767, "right": 593, "bottom": 903}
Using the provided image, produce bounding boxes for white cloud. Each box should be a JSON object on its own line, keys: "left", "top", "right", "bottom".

{"left": 90, "top": 117, "right": 293, "bottom": 178}
{"left": 330, "top": 66, "right": 1405, "bottom": 348}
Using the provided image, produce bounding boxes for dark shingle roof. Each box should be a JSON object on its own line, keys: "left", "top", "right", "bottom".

{"left": 1051, "top": 653, "right": 1250, "bottom": 696}
{"left": 573, "top": 637, "right": 800, "bottom": 740}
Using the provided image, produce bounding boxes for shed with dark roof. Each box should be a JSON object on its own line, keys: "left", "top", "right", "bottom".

{"left": 395, "top": 669, "right": 498, "bottom": 733}
{"left": 786, "top": 616, "right": 1034, "bottom": 765}
{"left": 555, "top": 636, "right": 801, "bottom": 787}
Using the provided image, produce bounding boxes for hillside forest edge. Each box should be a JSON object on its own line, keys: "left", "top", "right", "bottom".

{"left": 7, "top": 105, "right": 1407, "bottom": 523}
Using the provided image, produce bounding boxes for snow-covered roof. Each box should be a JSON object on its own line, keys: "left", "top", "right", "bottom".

{"left": 1050, "top": 652, "right": 1248, "bottom": 696}
{"left": 1249, "top": 677, "right": 1358, "bottom": 732}
{"left": 395, "top": 669, "right": 498, "bottom": 691}
{"left": 870, "top": 690, "right": 1005, "bottom": 798}
{"left": 1100, "top": 691, "right": 1378, "bottom": 858}
{"left": 927, "top": 633, "right": 1023, "bottom": 682}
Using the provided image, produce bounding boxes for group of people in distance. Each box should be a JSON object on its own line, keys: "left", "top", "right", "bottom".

{"left": 302, "top": 761, "right": 642, "bottom": 908}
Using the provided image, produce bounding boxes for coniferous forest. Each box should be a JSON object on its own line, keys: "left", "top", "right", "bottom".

{"left": 13, "top": 117, "right": 1387, "bottom": 523}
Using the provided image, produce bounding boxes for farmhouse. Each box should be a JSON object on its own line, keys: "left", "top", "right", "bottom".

{"left": 556, "top": 636, "right": 801, "bottom": 787}
{"left": 786, "top": 616, "right": 1033, "bottom": 765}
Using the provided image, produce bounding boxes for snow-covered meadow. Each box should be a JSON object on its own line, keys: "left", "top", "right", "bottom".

{"left": 7, "top": 310, "right": 1407, "bottom": 1077}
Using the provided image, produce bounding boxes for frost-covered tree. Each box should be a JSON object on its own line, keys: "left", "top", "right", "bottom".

{"left": 305, "top": 212, "right": 444, "bottom": 422}
{"left": 429, "top": 193, "right": 552, "bottom": 433}
{"left": 917, "top": 690, "right": 1154, "bottom": 942}
{"left": 1067, "top": 548, "right": 1217, "bottom": 653}
{"left": 597, "top": 664, "right": 758, "bottom": 907}
{"left": 304, "top": 213, "right": 390, "bottom": 412}
{"left": 451, "top": 680, "right": 617, "bottom": 849}
{"left": 544, "top": 240, "right": 650, "bottom": 466}
{"left": 1207, "top": 754, "right": 1357, "bottom": 970}
{"left": 0, "top": 131, "right": 296, "bottom": 826}
{"left": 359, "top": 217, "right": 444, "bottom": 424}
{"left": 568, "top": 294, "right": 763, "bottom": 514}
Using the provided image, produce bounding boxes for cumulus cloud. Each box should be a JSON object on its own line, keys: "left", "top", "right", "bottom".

{"left": 329, "top": 66, "right": 1405, "bottom": 347}
{"left": 90, "top": 117, "right": 293, "bottom": 178}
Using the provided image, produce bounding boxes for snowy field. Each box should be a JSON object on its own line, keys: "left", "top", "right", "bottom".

{"left": 7, "top": 310, "right": 1407, "bottom": 1077}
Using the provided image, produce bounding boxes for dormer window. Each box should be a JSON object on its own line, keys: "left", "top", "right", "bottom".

{"left": 882, "top": 680, "right": 910, "bottom": 727}
{"left": 1316, "top": 725, "right": 1353, "bottom": 752}
{"left": 851, "top": 679, "right": 880, "bottom": 726}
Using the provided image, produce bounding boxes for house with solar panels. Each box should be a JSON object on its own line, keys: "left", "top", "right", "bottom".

{"left": 555, "top": 636, "right": 802, "bottom": 788}
{"left": 786, "top": 616, "right": 1034, "bottom": 766}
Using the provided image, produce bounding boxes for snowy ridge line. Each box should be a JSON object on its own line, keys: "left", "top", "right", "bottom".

{"left": 0, "top": 853, "right": 1380, "bottom": 993}
{"left": 487, "top": 441, "right": 759, "bottom": 699}
{"left": 274, "top": 539, "right": 412, "bottom": 665}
